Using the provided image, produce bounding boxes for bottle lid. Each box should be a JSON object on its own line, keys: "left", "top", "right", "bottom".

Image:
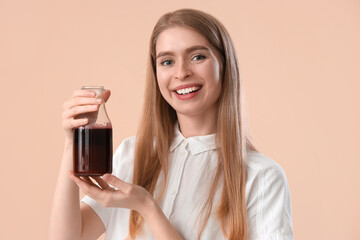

{"left": 81, "top": 86, "right": 104, "bottom": 90}
{"left": 81, "top": 86, "right": 105, "bottom": 96}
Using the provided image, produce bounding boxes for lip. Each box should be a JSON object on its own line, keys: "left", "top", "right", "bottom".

{"left": 172, "top": 85, "right": 202, "bottom": 100}
{"left": 172, "top": 83, "right": 202, "bottom": 91}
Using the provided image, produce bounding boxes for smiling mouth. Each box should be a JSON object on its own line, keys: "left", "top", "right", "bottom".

{"left": 174, "top": 86, "right": 202, "bottom": 95}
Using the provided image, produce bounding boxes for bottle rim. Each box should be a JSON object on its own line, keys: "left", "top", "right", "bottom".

{"left": 81, "top": 86, "right": 104, "bottom": 90}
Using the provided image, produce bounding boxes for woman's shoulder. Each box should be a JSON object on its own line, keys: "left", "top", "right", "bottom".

{"left": 245, "top": 150, "right": 291, "bottom": 205}
{"left": 115, "top": 135, "right": 136, "bottom": 152}
{"left": 245, "top": 150, "right": 293, "bottom": 238}
{"left": 246, "top": 150, "right": 286, "bottom": 176}
{"left": 245, "top": 150, "right": 290, "bottom": 193}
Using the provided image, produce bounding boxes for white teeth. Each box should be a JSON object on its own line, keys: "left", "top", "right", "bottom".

{"left": 176, "top": 86, "right": 199, "bottom": 95}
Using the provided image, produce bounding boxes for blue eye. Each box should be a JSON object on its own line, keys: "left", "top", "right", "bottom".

{"left": 161, "top": 60, "right": 173, "bottom": 66}
{"left": 193, "top": 55, "right": 206, "bottom": 61}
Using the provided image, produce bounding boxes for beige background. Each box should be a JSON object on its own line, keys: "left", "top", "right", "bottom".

{"left": 0, "top": 0, "right": 359, "bottom": 239}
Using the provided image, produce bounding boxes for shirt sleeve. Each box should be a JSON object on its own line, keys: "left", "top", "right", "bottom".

{"left": 81, "top": 136, "right": 136, "bottom": 229}
{"left": 247, "top": 158, "right": 293, "bottom": 240}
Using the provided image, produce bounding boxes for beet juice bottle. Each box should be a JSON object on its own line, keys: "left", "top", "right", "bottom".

{"left": 73, "top": 86, "right": 113, "bottom": 176}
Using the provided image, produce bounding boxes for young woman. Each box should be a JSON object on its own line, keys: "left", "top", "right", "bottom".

{"left": 50, "top": 9, "right": 293, "bottom": 240}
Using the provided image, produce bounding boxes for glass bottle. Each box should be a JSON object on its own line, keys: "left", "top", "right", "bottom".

{"left": 73, "top": 86, "right": 113, "bottom": 176}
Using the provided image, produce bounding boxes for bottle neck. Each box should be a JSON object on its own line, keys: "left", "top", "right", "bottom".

{"left": 81, "top": 86, "right": 111, "bottom": 128}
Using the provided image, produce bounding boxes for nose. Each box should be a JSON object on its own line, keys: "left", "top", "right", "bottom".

{"left": 174, "top": 60, "right": 192, "bottom": 80}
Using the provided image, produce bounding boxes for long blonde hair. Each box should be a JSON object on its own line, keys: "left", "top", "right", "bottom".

{"left": 130, "top": 8, "right": 256, "bottom": 240}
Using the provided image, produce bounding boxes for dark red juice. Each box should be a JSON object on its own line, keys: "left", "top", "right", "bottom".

{"left": 73, "top": 126, "right": 113, "bottom": 176}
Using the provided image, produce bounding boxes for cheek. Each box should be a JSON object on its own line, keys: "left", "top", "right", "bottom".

{"left": 204, "top": 61, "right": 222, "bottom": 86}
{"left": 156, "top": 74, "right": 170, "bottom": 99}
{"left": 157, "top": 69, "right": 173, "bottom": 90}
{"left": 205, "top": 62, "right": 222, "bottom": 98}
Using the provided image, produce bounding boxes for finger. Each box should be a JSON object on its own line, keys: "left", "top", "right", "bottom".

{"left": 64, "top": 97, "right": 102, "bottom": 109}
{"left": 69, "top": 172, "right": 97, "bottom": 188}
{"left": 103, "top": 90, "right": 111, "bottom": 102}
{"left": 80, "top": 176, "right": 98, "bottom": 187}
{"left": 63, "top": 105, "right": 99, "bottom": 119}
{"left": 92, "top": 176, "right": 111, "bottom": 190}
{"left": 63, "top": 118, "right": 88, "bottom": 130}
{"left": 72, "top": 90, "right": 96, "bottom": 98}
{"left": 102, "top": 174, "right": 127, "bottom": 190}
{"left": 68, "top": 172, "right": 115, "bottom": 206}
{"left": 69, "top": 171, "right": 83, "bottom": 186}
{"left": 70, "top": 173, "right": 104, "bottom": 198}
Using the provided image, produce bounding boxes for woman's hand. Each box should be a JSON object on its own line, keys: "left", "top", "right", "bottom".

{"left": 69, "top": 171, "right": 153, "bottom": 215}
{"left": 62, "top": 89, "right": 111, "bottom": 139}
{"left": 69, "top": 172, "right": 183, "bottom": 240}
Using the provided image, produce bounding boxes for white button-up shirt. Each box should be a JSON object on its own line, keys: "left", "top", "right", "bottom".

{"left": 82, "top": 127, "right": 293, "bottom": 240}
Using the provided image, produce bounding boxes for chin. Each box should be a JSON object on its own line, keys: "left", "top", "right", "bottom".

{"left": 174, "top": 107, "right": 203, "bottom": 117}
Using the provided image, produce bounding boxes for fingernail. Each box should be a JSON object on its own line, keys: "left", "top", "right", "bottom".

{"left": 96, "top": 98, "right": 102, "bottom": 103}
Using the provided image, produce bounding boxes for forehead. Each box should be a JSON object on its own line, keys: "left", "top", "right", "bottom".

{"left": 155, "top": 27, "right": 211, "bottom": 53}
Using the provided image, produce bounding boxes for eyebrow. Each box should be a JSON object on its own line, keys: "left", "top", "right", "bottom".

{"left": 156, "top": 45, "right": 210, "bottom": 59}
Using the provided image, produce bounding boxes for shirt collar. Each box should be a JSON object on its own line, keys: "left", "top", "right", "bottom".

{"left": 169, "top": 123, "right": 217, "bottom": 155}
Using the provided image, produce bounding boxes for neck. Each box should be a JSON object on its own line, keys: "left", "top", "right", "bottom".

{"left": 176, "top": 110, "right": 217, "bottom": 138}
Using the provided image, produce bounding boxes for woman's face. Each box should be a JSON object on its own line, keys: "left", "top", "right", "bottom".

{"left": 155, "top": 27, "right": 222, "bottom": 119}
